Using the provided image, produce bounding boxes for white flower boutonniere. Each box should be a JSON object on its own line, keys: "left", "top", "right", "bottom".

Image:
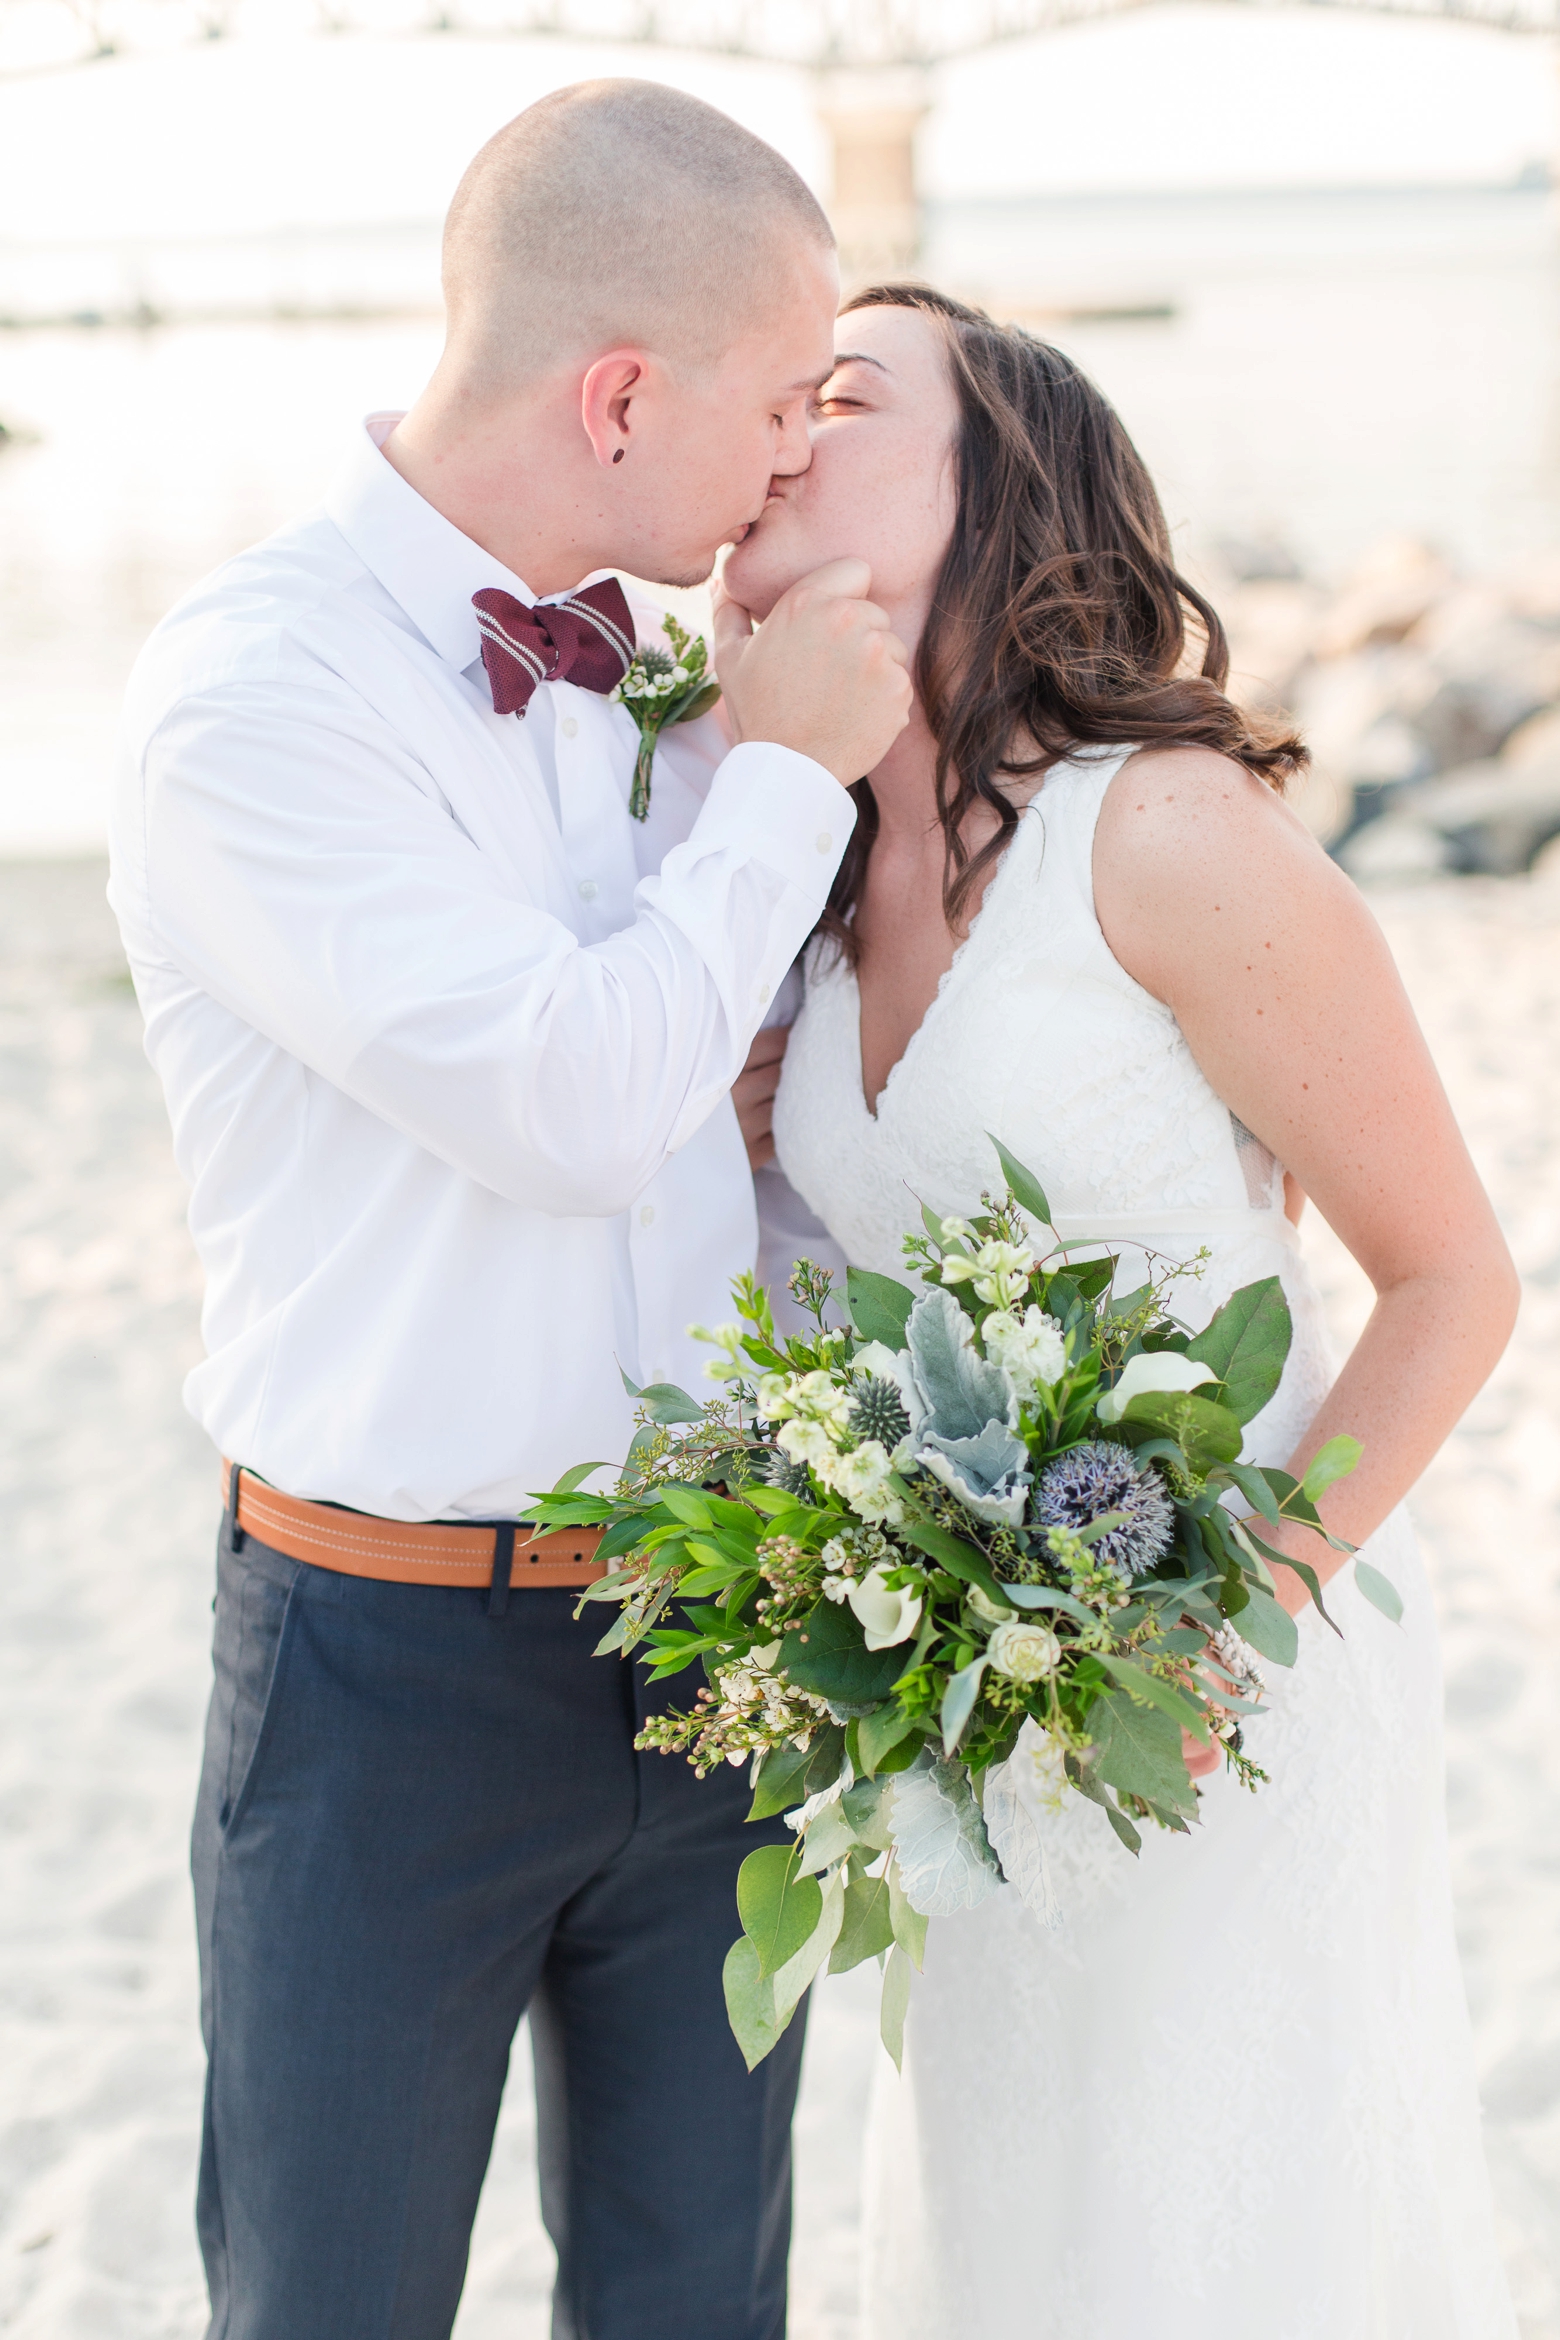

{"left": 614, "top": 612, "right": 722, "bottom": 820}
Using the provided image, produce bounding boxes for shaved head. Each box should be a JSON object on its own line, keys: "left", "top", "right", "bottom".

{"left": 443, "top": 80, "right": 834, "bottom": 390}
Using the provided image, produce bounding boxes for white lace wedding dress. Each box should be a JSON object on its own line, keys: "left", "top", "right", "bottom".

{"left": 772, "top": 746, "right": 1515, "bottom": 2340}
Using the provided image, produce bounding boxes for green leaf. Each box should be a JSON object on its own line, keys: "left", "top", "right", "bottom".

{"left": 879, "top": 1942, "right": 913, "bottom": 2072}
{"left": 1001, "top": 1584, "right": 1099, "bottom": 1629}
{"left": 798, "top": 1797, "right": 857, "bottom": 1876}
{"left": 545, "top": 1462, "right": 611, "bottom": 1498}
{"left": 1185, "top": 1278, "right": 1292, "bottom": 1426}
{"left": 829, "top": 1871, "right": 896, "bottom": 1973}
{"left": 1099, "top": 1654, "right": 1210, "bottom": 1740}
{"left": 636, "top": 1382, "right": 707, "bottom": 1425}
{"left": 801, "top": 1724, "right": 849, "bottom": 1803}
{"left": 1221, "top": 1461, "right": 1284, "bottom": 1528}
{"left": 1104, "top": 1801, "right": 1143, "bottom": 1855}
{"left": 736, "top": 1844, "right": 823, "bottom": 1979}
{"left": 886, "top": 1854, "right": 928, "bottom": 1971}
{"left": 747, "top": 1739, "right": 814, "bottom": 1822}
{"left": 841, "top": 1774, "right": 897, "bottom": 1851}
{"left": 856, "top": 1702, "right": 916, "bottom": 1778}
{"left": 987, "top": 1133, "right": 1053, "bottom": 1228}
{"left": 846, "top": 1266, "right": 916, "bottom": 1352}
{"left": 1119, "top": 1389, "right": 1244, "bottom": 1472}
{"left": 780, "top": 1601, "right": 909, "bottom": 1704}
{"left": 1231, "top": 1584, "right": 1300, "bottom": 1668}
{"left": 1353, "top": 1558, "right": 1404, "bottom": 1625}
{"left": 1303, "top": 1434, "right": 1364, "bottom": 1503}
{"left": 900, "top": 1520, "right": 1003, "bottom": 1601}
{"left": 1090, "top": 1691, "right": 1197, "bottom": 1815}
{"left": 940, "top": 1657, "right": 989, "bottom": 1756}
{"left": 672, "top": 678, "right": 722, "bottom": 725}
{"left": 658, "top": 1485, "right": 713, "bottom": 1529}
{"left": 1233, "top": 1523, "right": 1343, "bottom": 1639}
{"left": 722, "top": 1936, "right": 782, "bottom": 2073}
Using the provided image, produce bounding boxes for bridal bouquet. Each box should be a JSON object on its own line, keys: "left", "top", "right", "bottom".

{"left": 527, "top": 1138, "right": 1398, "bottom": 2070}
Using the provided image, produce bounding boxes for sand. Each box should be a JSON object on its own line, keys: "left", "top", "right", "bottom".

{"left": 1, "top": 858, "right": 1556, "bottom": 2339}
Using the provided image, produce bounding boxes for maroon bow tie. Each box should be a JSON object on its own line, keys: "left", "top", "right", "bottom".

{"left": 471, "top": 578, "right": 635, "bottom": 717}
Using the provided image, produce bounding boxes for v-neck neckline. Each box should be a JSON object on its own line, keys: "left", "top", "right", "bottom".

{"left": 850, "top": 796, "right": 1044, "bottom": 1123}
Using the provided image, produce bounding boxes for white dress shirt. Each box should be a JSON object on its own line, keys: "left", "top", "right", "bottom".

{"left": 108, "top": 415, "right": 854, "bottom": 1520}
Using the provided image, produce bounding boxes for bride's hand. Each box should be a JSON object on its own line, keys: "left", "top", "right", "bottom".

{"left": 734, "top": 1025, "right": 788, "bottom": 1171}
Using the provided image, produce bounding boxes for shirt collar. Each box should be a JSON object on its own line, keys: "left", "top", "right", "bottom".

{"left": 324, "top": 412, "right": 539, "bottom": 676}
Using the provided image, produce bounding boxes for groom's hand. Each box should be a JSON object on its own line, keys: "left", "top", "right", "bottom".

{"left": 714, "top": 557, "right": 911, "bottom": 786}
{"left": 734, "top": 1025, "right": 788, "bottom": 1170}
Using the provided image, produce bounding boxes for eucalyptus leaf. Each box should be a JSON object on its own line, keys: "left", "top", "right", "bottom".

{"left": 1090, "top": 1692, "right": 1197, "bottom": 1815}
{"left": 1099, "top": 1654, "right": 1210, "bottom": 1740}
{"left": 879, "top": 1942, "right": 914, "bottom": 2072}
{"left": 798, "top": 1798, "right": 858, "bottom": 1876}
{"left": 1000, "top": 1585, "right": 1098, "bottom": 1629}
{"left": 885, "top": 1856, "right": 928, "bottom": 1969}
{"left": 1303, "top": 1434, "right": 1364, "bottom": 1502}
{"left": 940, "top": 1656, "right": 990, "bottom": 1756}
{"left": 1104, "top": 1800, "right": 1143, "bottom": 1854}
{"left": 846, "top": 1266, "right": 915, "bottom": 1352}
{"left": 722, "top": 1937, "right": 780, "bottom": 2073}
{"left": 987, "top": 1133, "right": 1053, "bottom": 1229}
{"left": 1186, "top": 1278, "right": 1292, "bottom": 1426}
{"left": 635, "top": 1382, "right": 706, "bottom": 1425}
{"left": 1119, "top": 1389, "right": 1243, "bottom": 1471}
{"left": 1353, "top": 1558, "right": 1404, "bottom": 1624}
{"left": 856, "top": 1702, "right": 917, "bottom": 1778}
{"left": 737, "top": 1844, "right": 822, "bottom": 1979}
{"left": 1221, "top": 1461, "right": 1284, "bottom": 1528}
{"left": 841, "top": 1774, "right": 897, "bottom": 1851}
{"left": 829, "top": 1870, "right": 896, "bottom": 1973}
{"left": 748, "top": 1739, "right": 813, "bottom": 1823}
{"left": 1231, "top": 1584, "right": 1300, "bottom": 1668}
{"left": 781, "top": 1600, "right": 909, "bottom": 1704}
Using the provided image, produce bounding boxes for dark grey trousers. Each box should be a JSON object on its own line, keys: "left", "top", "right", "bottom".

{"left": 192, "top": 1511, "right": 806, "bottom": 2340}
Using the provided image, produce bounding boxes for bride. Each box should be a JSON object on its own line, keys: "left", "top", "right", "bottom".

{"left": 721, "top": 285, "right": 1519, "bottom": 2336}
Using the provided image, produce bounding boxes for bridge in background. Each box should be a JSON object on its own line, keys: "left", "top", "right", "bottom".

{"left": 3, "top": 0, "right": 1554, "bottom": 275}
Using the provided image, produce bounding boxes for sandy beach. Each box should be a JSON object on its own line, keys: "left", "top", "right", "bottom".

{"left": 1, "top": 855, "right": 1557, "bottom": 2339}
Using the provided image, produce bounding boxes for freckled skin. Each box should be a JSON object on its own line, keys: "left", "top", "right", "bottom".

{"left": 1092, "top": 745, "right": 1519, "bottom": 1620}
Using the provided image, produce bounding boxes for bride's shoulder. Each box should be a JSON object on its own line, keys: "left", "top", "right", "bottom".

{"left": 1091, "top": 742, "right": 1366, "bottom": 1004}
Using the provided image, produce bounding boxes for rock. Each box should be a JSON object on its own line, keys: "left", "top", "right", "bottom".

{"left": 1385, "top": 755, "right": 1560, "bottom": 876}
{"left": 1311, "top": 535, "right": 1454, "bottom": 658}
{"left": 1222, "top": 579, "right": 1329, "bottom": 704}
{"left": 1339, "top": 814, "right": 1452, "bottom": 882}
{"left": 1503, "top": 705, "right": 1560, "bottom": 773}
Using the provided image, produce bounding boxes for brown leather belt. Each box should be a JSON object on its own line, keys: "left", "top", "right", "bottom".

{"left": 223, "top": 1462, "right": 606, "bottom": 1590}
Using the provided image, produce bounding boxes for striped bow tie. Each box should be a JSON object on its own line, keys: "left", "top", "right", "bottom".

{"left": 471, "top": 578, "right": 635, "bottom": 717}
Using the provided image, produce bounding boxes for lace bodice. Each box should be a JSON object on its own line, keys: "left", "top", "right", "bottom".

{"left": 774, "top": 744, "right": 1328, "bottom": 1462}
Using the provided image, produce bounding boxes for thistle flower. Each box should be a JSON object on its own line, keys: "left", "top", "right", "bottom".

{"left": 1032, "top": 1441, "right": 1175, "bottom": 1579}
{"left": 846, "top": 1374, "right": 912, "bottom": 1451}
{"left": 762, "top": 1451, "right": 813, "bottom": 1499}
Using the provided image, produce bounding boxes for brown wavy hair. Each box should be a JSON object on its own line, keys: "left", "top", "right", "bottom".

{"left": 819, "top": 283, "right": 1306, "bottom": 958}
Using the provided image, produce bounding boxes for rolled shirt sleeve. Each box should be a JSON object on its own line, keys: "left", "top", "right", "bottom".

{"left": 131, "top": 682, "right": 853, "bottom": 1218}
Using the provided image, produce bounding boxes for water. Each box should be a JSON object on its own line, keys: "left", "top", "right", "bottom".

{"left": 0, "top": 184, "right": 1554, "bottom": 852}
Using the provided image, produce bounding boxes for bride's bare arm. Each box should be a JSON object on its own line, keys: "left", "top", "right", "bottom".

{"left": 1092, "top": 745, "right": 1519, "bottom": 1618}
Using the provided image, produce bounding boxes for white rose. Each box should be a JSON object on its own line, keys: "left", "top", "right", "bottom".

{"left": 1096, "top": 1351, "right": 1218, "bottom": 1425}
{"left": 846, "top": 1562, "right": 924, "bottom": 1651}
{"left": 987, "top": 1619, "right": 1062, "bottom": 1682}
{"left": 983, "top": 1305, "right": 1066, "bottom": 1401}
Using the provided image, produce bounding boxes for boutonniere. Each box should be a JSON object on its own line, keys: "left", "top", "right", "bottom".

{"left": 613, "top": 613, "right": 722, "bottom": 820}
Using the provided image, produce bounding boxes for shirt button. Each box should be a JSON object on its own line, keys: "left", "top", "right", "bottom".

{"left": 561, "top": 715, "right": 579, "bottom": 739}
{"left": 577, "top": 879, "right": 598, "bottom": 901}
{"left": 815, "top": 831, "right": 833, "bottom": 854}
{"left": 757, "top": 983, "right": 770, "bottom": 1005}
{"left": 639, "top": 1204, "right": 656, "bottom": 1228}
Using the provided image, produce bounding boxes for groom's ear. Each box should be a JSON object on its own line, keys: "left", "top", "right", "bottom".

{"left": 580, "top": 351, "right": 650, "bottom": 472}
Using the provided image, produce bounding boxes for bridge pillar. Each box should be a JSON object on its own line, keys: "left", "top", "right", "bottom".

{"left": 814, "top": 65, "right": 931, "bottom": 287}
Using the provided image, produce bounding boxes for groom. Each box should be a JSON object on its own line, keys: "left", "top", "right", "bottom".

{"left": 109, "top": 81, "right": 909, "bottom": 2340}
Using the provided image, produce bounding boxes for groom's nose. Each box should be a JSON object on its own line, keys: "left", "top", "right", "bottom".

{"left": 770, "top": 406, "right": 814, "bottom": 481}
